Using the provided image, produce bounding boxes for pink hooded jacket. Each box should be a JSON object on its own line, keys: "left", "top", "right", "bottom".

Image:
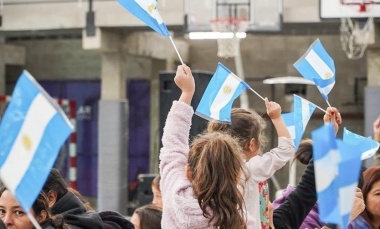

{"left": 159, "top": 101, "right": 256, "bottom": 228}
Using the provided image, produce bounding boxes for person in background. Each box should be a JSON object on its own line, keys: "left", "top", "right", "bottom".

{"left": 42, "top": 169, "right": 103, "bottom": 229}
{"left": 151, "top": 175, "right": 162, "bottom": 208}
{"left": 99, "top": 211, "right": 134, "bottom": 229}
{"left": 207, "top": 100, "right": 294, "bottom": 228}
{"left": 349, "top": 166, "right": 380, "bottom": 229}
{"left": 273, "top": 139, "right": 322, "bottom": 229}
{"left": 67, "top": 188, "right": 94, "bottom": 212}
{"left": 130, "top": 204, "right": 162, "bottom": 229}
{"left": 159, "top": 65, "right": 255, "bottom": 228}
{"left": 0, "top": 186, "right": 68, "bottom": 229}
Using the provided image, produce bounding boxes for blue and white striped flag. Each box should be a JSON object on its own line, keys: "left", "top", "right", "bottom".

{"left": 281, "top": 95, "right": 316, "bottom": 150}
{"left": 281, "top": 112, "right": 296, "bottom": 145}
{"left": 336, "top": 140, "right": 362, "bottom": 229}
{"left": 312, "top": 124, "right": 362, "bottom": 228}
{"left": 294, "top": 39, "right": 335, "bottom": 100}
{"left": 117, "top": 0, "right": 170, "bottom": 36}
{"left": 312, "top": 123, "right": 340, "bottom": 224}
{"left": 196, "top": 63, "right": 250, "bottom": 123}
{"left": 0, "top": 71, "right": 73, "bottom": 212}
{"left": 343, "top": 128, "right": 380, "bottom": 160}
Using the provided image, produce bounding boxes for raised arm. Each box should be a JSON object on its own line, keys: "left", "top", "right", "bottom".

{"left": 175, "top": 65, "right": 195, "bottom": 105}
{"left": 159, "top": 65, "right": 195, "bottom": 195}
{"left": 265, "top": 97, "right": 291, "bottom": 138}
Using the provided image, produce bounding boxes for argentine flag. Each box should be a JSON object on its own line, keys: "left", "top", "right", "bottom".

{"left": 312, "top": 123, "right": 341, "bottom": 224}
{"left": 0, "top": 71, "right": 73, "bottom": 212}
{"left": 118, "top": 0, "right": 170, "bottom": 36}
{"left": 294, "top": 94, "right": 316, "bottom": 149}
{"left": 312, "top": 124, "right": 362, "bottom": 228}
{"left": 343, "top": 128, "right": 380, "bottom": 160}
{"left": 294, "top": 39, "right": 335, "bottom": 100}
{"left": 337, "top": 140, "right": 362, "bottom": 229}
{"left": 281, "top": 95, "right": 316, "bottom": 149}
{"left": 196, "top": 63, "right": 249, "bottom": 123}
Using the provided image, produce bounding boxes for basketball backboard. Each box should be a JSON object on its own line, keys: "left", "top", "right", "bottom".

{"left": 185, "top": 0, "right": 282, "bottom": 32}
{"left": 320, "top": 0, "right": 380, "bottom": 19}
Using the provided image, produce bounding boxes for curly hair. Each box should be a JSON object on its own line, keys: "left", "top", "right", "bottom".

{"left": 188, "top": 131, "right": 248, "bottom": 229}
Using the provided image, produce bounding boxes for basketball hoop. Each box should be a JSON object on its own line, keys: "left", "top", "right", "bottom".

{"left": 339, "top": 1, "right": 375, "bottom": 59}
{"left": 211, "top": 18, "right": 248, "bottom": 58}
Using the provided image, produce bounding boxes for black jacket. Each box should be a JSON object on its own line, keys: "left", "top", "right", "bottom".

{"left": 273, "top": 159, "right": 316, "bottom": 229}
{"left": 51, "top": 192, "right": 103, "bottom": 229}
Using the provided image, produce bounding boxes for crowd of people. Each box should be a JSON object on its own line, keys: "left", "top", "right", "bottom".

{"left": 0, "top": 65, "right": 379, "bottom": 229}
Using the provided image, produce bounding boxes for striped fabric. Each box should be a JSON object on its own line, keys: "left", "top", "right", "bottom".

{"left": 196, "top": 62, "right": 249, "bottom": 123}
{"left": 117, "top": 0, "right": 170, "bottom": 36}
{"left": 0, "top": 70, "right": 73, "bottom": 212}
{"left": 294, "top": 39, "right": 335, "bottom": 100}
{"left": 312, "top": 123, "right": 362, "bottom": 228}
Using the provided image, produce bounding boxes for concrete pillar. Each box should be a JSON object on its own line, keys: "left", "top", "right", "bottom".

{"left": 83, "top": 28, "right": 128, "bottom": 214}
{"left": 97, "top": 50, "right": 128, "bottom": 215}
{"left": 0, "top": 44, "right": 26, "bottom": 95}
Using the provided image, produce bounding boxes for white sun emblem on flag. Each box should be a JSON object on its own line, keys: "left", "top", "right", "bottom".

{"left": 223, "top": 85, "right": 232, "bottom": 94}
{"left": 22, "top": 134, "right": 32, "bottom": 151}
{"left": 324, "top": 72, "right": 333, "bottom": 79}
{"left": 147, "top": 3, "right": 156, "bottom": 14}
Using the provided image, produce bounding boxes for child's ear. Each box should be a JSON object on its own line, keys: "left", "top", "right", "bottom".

{"left": 37, "top": 210, "right": 48, "bottom": 223}
{"left": 185, "top": 164, "right": 192, "bottom": 181}
{"left": 46, "top": 190, "right": 58, "bottom": 208}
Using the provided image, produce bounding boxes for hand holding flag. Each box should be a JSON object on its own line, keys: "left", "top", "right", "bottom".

{"left": 0, "top": 71, "right": 73, "bottom": 228}
{"left": 294, "top": 39, "right": 335, "bottom": 105}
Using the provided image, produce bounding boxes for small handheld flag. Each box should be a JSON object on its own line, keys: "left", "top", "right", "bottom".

{"left": 343, "top": 128, "right": 380, "bottom": 160}
{"left": 196, "top": 63, "right": 249, "bottom": 123}
{"left": 293, "top": 94, "right": 316, "bottom": 149}
{"left": 336, "top": 140, "right": 362, "bottom": 229}
{"left": 312, "top": 123, "right": 340, "bottom": 223}
{"left": 281, "top": 95, "right": 316, "bottom": 149}
{"left": 312, "top": 124, "right": 362, "bottom": 228}
{"left": 117, "top": 0, "right": 170, "bottom": 36}
{"left": 0, "top": 71, "right": 73, "bottom": 213}
{"left": 294, "top": 39, "right": 335, "bottom": 102}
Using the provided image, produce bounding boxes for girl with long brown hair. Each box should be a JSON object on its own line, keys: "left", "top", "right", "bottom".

{"left": 207, "top": 97, "right": 294, "bottom": 228}
{"left": 159, "top": 65, "right": 255, "bottom": 228}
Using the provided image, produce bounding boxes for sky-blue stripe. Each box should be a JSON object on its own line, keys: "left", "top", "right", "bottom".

{"left": 14, "top": 113, "right": 72, "bottom": 211}
{"left": 312, "top": 40, "right": 335, "bottom": 74}
{"left": 294, "top": 58, "right": 321, "bottom": 81}
{"left": 117, "top": 0, "right": 169, "bottom": 36}
{"left": 294, "top": 96, "right": 303, "bottom": 148}
{"left": 312, "top": 124, "right": 336, "bottom": 161}
{"left": 218, "top": 82, "right": 247, "bottom": 122}
{"left": 341, "top": 213, "right": 350, "bottom": 229}
{"left": 337, "top": 140, "right": 362, "bottom": 187}
{"left": 282, "top": 112, "right": 294, "bottom": 126}
{"left": 317, "top": 181, "right": 340, "bottom": 223}
{"left": 196, "top": 63, "right": 229, "bottom": 118}
{"left": 0, "top": 72, "right": 39, "bottom": 168}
